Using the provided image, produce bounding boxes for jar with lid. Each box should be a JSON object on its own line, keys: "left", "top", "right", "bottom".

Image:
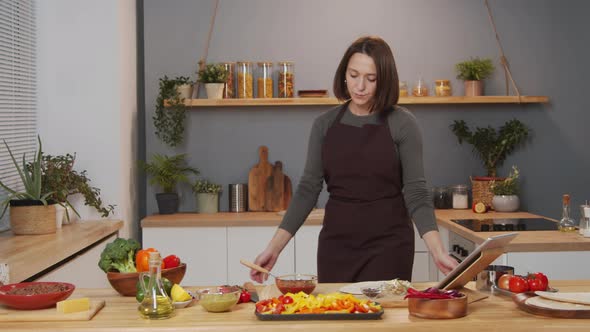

{"left": 432, "top": 186, "right": 452, "bottom": 209}
{"left": 451, "top": 185, "right": 469, "bottom": 209}
{"left": 579, "top": 204, "right": 590, "bottom": 236}
{"left": 399, "top": 81, "right": 408, "bottom": 97}
{"left": 277, "top": 61, "right": 294, "bottom": 98}
{"left": 221, "top": 62, "right": 235, "bottom": 98}
{"left": 256, "top": 62, "right": 273, "bottom": 98}
{"left": 412, "top": 77, "right": 429, "bottom": 97}
{"left": 236, "top": 61, "right": 253, "bottom": 98}
{"left": 434, "top": 79, "right": 452, "bottom": 97}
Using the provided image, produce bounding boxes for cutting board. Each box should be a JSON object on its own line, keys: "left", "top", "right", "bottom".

{"left": 248, "top": 146, "right": 273, "bottom": 211}
{"left": 283, "top": 175, "right": 292, "bottom": 210}
{"left": 0, "top": 300, "right": 105, "bottom": 322}
{"left": 265, "top": 161, "right": 285, "bottom": 212}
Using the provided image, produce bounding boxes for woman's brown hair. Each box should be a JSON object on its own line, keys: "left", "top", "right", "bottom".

{"left": 333, "top": 36, "right": 399, "bottom": 114}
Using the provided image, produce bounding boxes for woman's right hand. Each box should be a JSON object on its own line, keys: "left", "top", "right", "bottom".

{"left": 250, "top": 248, "right": 279, "bottom": 283}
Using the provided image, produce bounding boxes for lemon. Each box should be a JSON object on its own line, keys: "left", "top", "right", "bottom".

{"left": 171, "top": 284, "right": 192, "bottom": 302}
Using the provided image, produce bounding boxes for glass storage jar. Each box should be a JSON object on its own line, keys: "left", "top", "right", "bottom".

{"left": 221, "top": 62, "right": 235, "bottom": 99}
{"left": 257, "top": 61, "right": 274, "bottom": 98}
{"left": 434, "top": 79, "right": 452, "bottom": 97}
{"left": 432, "top": 186, "right": 452, "bottom": 209}
{"left": 451, "top": 185, "right": 469, "bottom": 209}
{"left": 236, "top": 61, "right": 253, "bottom": 98}
{"left": 277, "top": 61, "right": 294, "bottom": 98}
{"left": 412, "top": 77, "right": 429, "bottom": 97}
{"left": 399, "top": 81, "right": 408, "bottom": 97}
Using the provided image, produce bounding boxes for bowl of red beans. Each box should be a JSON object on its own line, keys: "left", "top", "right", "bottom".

{"left": 0, "top": 282, "right": 75, "bottom": 309}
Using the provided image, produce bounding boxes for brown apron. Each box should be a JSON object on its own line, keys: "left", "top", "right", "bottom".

{"left": 318, "top": 105, "right": 414, "bottom": 283}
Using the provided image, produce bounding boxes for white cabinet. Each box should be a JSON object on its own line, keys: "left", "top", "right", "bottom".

{"left": 227, "top": 226, "right": 295, "bottom": 285}
{"left": 493, "top": 251, "right": 590, "bottom": 280}
{"left": 143, "top": 226, "right": 227, "bottom": 286}
{"left": 37, "top": 234, "right": 117, "bottom": 288}
{"left": 294, "top": 225, "right": 321, "bottom": 275}
{"left": 412, "top": 252, "right": 431, "bottom": 282}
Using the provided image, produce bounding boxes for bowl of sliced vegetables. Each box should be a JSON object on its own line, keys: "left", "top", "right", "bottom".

{"left": 406, "top": 287, "right": 467, "bottom": 319}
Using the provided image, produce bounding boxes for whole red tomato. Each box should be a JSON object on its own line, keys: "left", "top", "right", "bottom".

{"left": 528, "top": 278, "right": 545, "bottom": 292}
{"left": 528, "top": 272, "right": 549, "bottom": 291}
{"left": 238, "top": 289, "right": 251, "bottom": 303}
{"left": 509, "top": 276, "right": 529, "bottom": 293}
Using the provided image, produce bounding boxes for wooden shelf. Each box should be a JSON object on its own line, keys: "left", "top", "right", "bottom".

{"left": 167, "top": 95, "right": 549, "bottom": 107}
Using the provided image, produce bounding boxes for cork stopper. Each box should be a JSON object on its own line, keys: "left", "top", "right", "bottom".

{"left": 562, "top": 194, "right": 570, "bottom": 205}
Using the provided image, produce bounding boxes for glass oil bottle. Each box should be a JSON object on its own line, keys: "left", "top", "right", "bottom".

{"left": 138, "top": 252, "right": 174, "bottom": 319}
{"left": 558, "top": 194, "right": 576, "bottom": 232}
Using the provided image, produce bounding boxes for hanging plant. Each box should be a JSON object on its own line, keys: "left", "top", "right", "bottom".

{"left": 153, "top": 75, "right": 192, "bottom": 147}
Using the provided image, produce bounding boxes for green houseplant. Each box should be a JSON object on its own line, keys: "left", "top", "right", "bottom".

{"left": 0, "top": 136, "right": 57, "bottom": 235}
{"left": 455, "top": 57, "right": 495, "bottom": 96}
{"left": 450, "top": 119, "right": 529, "bottom": 208}
{"left": 198, "top": 64, "right": 229, "bottom": 99}
{"left": 490, "top": 166, "right": 520, "bottom": 212}
{"left": 153, "top": 75, "right": 192, "bottom": 147}
{"left": 38, "top": 153, "right": 115, "bottom": 221}
{"left": 140, "top": 154, "right": 199, "bottom": 214}
{"left": 192, "top": 179, "right": 222, "bottom": 214}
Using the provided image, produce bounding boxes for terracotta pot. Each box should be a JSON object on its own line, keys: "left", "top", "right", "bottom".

{"left": 464, "top": 80, "right": 483, "bottom": 96}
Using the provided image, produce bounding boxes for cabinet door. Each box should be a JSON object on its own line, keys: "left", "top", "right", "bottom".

{"left": 412, "top": 252, "right": 431, "bottom": 282}
{"left": 143, "top": 227, "right": 227, "bottom": 286}
{"left": 37, "top": 234, "right": 117, "bottom": 288}
{"left": 227, "top": 226, "right": 294, "bottom": 285}
{"left": 294, "top": 225, "right": 321, "bottom": 275}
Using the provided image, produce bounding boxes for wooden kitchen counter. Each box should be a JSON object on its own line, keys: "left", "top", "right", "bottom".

{"left": 2, "top": 280, "right": 589, "bottom": 331}
{"left": 435, "top": 209, "right": 590, "bottom": 252}
{"left": 0, "top": 220, "right": 123, "bottom": 283}
{"left": 142, "top": 209, "right": 590, "bottom": 252}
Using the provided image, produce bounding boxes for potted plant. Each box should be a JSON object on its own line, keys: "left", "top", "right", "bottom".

{"left": 197, "top": 63, "right": 229, "bottom": 99}
{"left": 0, "top": 136, "right": 57, "bottom": 235}
{"left": 192, "top": 179, "right": 222, "bottom": 213}
{"left": 450, "top": 119, "right": 529, "bottom": 207}
{"left": 174, "top": 76, "right": 194, "bottom": 99}
{"left": 490, "top": 166, "right": 520, "bottom": 212}
{"left": 38, "top": 153, "right": 115, "bottom": 225}
{"left": 140, "top": 154, "right": 199, "bottom": 214}
{"left": 153, "top": 75, "right": 191, "bottom": 147}
{"left": 455, "top": 57, "right": 495, "bottom": 96}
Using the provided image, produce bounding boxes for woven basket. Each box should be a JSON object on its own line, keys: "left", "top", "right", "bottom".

{"left": 9, "top": 203, "right": 57, "bottom": 235}
{"left": 471, "top": 177, "right": 505, "bottom": 209}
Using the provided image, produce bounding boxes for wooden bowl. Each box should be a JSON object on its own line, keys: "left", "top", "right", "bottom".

{"left": 106, "top": 263, "right": 186, "bottom": 296}
{"left": 407, "top": 295, "right": 468, "bottom": 319}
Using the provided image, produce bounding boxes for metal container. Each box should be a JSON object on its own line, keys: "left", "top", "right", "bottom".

{"left": 228, "top": 184, "right": 248, "bottom": 212}
{"left": 475, "top": 265, "right": 514, "bottom": 291}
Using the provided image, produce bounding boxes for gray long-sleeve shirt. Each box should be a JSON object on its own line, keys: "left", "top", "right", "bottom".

{"left": 278, "top": 104, "right": 438, "bottom": 237}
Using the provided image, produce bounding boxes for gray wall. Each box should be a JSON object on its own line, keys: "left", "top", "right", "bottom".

{"left": 143, "top": 0, "right": 590, "bottom": 221}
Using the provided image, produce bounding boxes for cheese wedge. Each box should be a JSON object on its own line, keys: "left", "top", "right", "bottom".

{"left": 57, "top": 297, "right": 90, "bottom": 313}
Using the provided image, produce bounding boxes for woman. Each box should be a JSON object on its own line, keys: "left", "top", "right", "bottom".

{"left": 250, "top": 36, "right": 458, "bottom": 283}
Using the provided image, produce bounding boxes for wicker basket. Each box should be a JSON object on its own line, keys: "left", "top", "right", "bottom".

{"left": 471, "top": 177, "right": 505, "bottom": 209}
{"left": 9, "top": 203, "right": 57, "bottom": 235}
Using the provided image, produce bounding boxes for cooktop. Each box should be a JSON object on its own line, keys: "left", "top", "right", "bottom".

{"left": 451, "top": 218, "right": 559, "bottom": 232}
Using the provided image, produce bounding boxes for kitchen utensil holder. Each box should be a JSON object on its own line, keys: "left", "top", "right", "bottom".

{"left": 229, "top": 184, "right": 248, "bottom": 212}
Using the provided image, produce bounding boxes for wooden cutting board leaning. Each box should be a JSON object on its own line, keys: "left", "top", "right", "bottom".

{"left": 0, "top": 300, "right": 105, "bottom": 322}
{"left": 248, "top": 146, "right": 292, "bottom": 212}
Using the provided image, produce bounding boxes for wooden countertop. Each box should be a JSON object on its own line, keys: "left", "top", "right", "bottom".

{"left": 141, "top": 209, "right": 590, "bottom": 252}
{"left": 0, "top": 220, "right": 123, "bottom": 283}
{"left": 1, "top": 280, "right": 589, "bottom": 331}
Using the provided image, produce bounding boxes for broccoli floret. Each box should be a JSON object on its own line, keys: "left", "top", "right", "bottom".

{"left": 98, "top": 238, "right": 141, "bottom": 273}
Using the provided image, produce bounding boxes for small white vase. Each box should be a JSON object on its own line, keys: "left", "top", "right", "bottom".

{"left": 492, "top": 195, "right": 520, "bottom": 212}
{"left": 55, "top": 204, "right": 65, "bottom": 229}
{"left": 176, "top": 84, "right": 193, "bottom": 99}
{"left": 196, "top": 193, "right": 219, "bottom": 213}
{"left": 205, "top": 83, "right": 224, "bottom": 99}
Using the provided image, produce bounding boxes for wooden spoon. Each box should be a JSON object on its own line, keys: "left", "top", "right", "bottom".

{"left": 239, "top": 259, "right": 278, "bottom": 279}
